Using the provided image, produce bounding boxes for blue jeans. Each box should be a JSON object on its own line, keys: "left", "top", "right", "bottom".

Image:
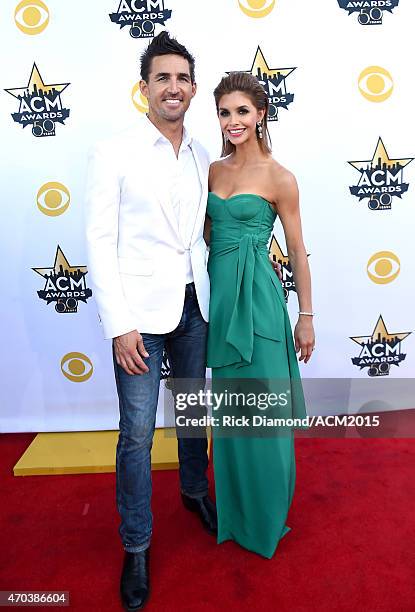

{"left": 113, "top": 283, "right": 209, "bottom": 553}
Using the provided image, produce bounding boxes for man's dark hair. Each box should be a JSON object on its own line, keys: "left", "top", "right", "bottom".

{"left": 140, "top": 31, "right": 196, "bottom": 83}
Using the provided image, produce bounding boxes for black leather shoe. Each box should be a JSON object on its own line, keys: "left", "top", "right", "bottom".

{"left": 181, "top": 494, "right": 218, "bottom": 535}
{"left": 120, "top": 548, "right": 150, "bottom": 611}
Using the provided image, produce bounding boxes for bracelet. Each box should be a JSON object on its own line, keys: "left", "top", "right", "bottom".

{"left": 298, "top": 311, "right": 314, "bottom": 316}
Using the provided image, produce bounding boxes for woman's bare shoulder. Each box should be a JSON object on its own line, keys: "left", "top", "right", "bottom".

{"left": 209, "top": 157, "right": 231, "bottom": 183}
{"left": 210, "top": 156, "right": 232, "bottom": 170}
{"left": 266, "top": 157, "right": 296, "bottom": 180}
{"left": 266, "top": 158, "right": 298, "bottom": 191}
{"left": 209, "top": 159, "right": 221, "bottom": 173}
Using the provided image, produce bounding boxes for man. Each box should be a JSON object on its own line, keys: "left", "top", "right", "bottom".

{"left": 85, "top": 32, "right": 214, "bottom": 611}
{"left": 86, "top": 31, "right": 281, "bottom": 611}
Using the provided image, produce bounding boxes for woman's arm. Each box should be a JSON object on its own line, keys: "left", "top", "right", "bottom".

{"left": 273, "top": 169, "right": 315, "bottom": 363}
{"left": 204, "top": 215, "right": 211, "bottom": 246}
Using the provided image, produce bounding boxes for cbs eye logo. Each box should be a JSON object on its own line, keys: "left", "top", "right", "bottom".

{"left": 37, "top": 182, "right": 70, "bottom": 216}
{"left": 15, "top": 0, "right": 49, "bottom": 35}
{"left": 367, "top": 251, "right": 400, "bottom": 284}
{"left": 358, "top": 66, "right": 393, "bottom": 103}
{"left": 61, "top": 352, "right": 93, "bottom": 382}
{"left": 131, "top": 83, "right": 149, "bottom": 114}
{"left": 238, "top": 0, "right": 275, "bottom": 18}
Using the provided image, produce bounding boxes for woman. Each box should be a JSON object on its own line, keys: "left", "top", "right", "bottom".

{"left": 205, "top": 72, "right": 315, "bottom": 558}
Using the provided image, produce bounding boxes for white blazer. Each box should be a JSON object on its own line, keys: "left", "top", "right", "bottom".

{"left": 85, "top": 116, "right": 210, "bottom": 339}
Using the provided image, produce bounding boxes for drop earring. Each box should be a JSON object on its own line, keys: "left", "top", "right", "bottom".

{"left": 256, "top": 121, "right": 263, "bottom": 139}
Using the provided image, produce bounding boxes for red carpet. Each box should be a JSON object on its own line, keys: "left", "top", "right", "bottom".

{"left": 1, "top": 434, "right": 414, "bottom": 611}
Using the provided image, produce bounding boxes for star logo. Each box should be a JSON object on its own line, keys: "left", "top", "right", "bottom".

{"left": 350, "top": 315, "right": 411, "bottom": 348}
{"left": 349, "top": 137, "right": 414, "bottom": 173}
{"left": 248, "top": 46, "right": 296, "bottom": 82}
{"left": 269, "top": 235, "right": 289, "bottom": 266}
{"left": 33, "top": 246, "right": 87, "bottom": 279}
{"left": 5, "top": 63, "right": 69, "bottom": 99}
{"left": 231, "top": 46, "right": 296, "bottom": 121}
{"left": 348, "top": 138, "right": 414, "bottom": 209}
{"left": 32, "top": 246, "right": 91, "bottom": 313}
{"left": 4, "top": 63, "right": 70, "bottom": 137}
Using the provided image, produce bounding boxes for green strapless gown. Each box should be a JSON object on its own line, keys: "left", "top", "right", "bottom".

{"left": 206, "top": 192, "right": 307, "bottom": 559}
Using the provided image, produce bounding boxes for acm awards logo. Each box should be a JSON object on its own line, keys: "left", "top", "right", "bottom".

{"left": 269, "top": 236, "right": 296, "bottom": 301}
{"left": 348, "top": 138, "right": 414, "bottom": 210}
{"left": 350, "top": 315, "right": 411, "bottom": 377}
{"left": 230, "top": 47, "right": 296, "bottom": 122}
{"left": 14, "top": 0, "right": 49, "bottom": 35}
{"left": 238, "top": 0, "right": 276, "bottom": 18}
{"left": 110, "top": 0, "right": 172, "bottom": 38}
{"left": 4, "top": 63, "right": 70, "bottom": 138}
{"left": 338, "top": 1, "right": 399, "bottom": 25}
{"left": 32, "top": 246, "right": 92, "bottom": 314}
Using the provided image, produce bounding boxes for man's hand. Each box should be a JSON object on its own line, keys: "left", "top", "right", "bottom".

{"left": 269, "top": 255, "right": 283, "bottom": 282}
{"left": 113, "top": 330, "right": 149, "bottom": 376}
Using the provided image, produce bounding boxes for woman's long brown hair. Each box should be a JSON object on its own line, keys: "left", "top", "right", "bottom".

{"left": 213, "top": 71, "right": 272, "bottom": 157}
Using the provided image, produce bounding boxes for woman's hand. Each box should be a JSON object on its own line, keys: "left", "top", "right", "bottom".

{"left": 269, "top": 255, "right": 283, "bottom": 281}
{"left": 294, "top": 316, "right": 315, "bottom": 364}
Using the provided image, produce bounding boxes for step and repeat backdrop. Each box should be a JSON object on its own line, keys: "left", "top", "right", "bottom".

{"left": 1, "top": 0, "right": 414, "bottom": 432}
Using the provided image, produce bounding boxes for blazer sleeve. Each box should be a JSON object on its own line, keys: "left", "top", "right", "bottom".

{"left": 84, "top": 142, "right": 137, "bottom": 339}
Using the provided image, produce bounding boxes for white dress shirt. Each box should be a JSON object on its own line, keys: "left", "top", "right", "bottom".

{"left": 145, "top": 117, "right": 202, "bottom": 283}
